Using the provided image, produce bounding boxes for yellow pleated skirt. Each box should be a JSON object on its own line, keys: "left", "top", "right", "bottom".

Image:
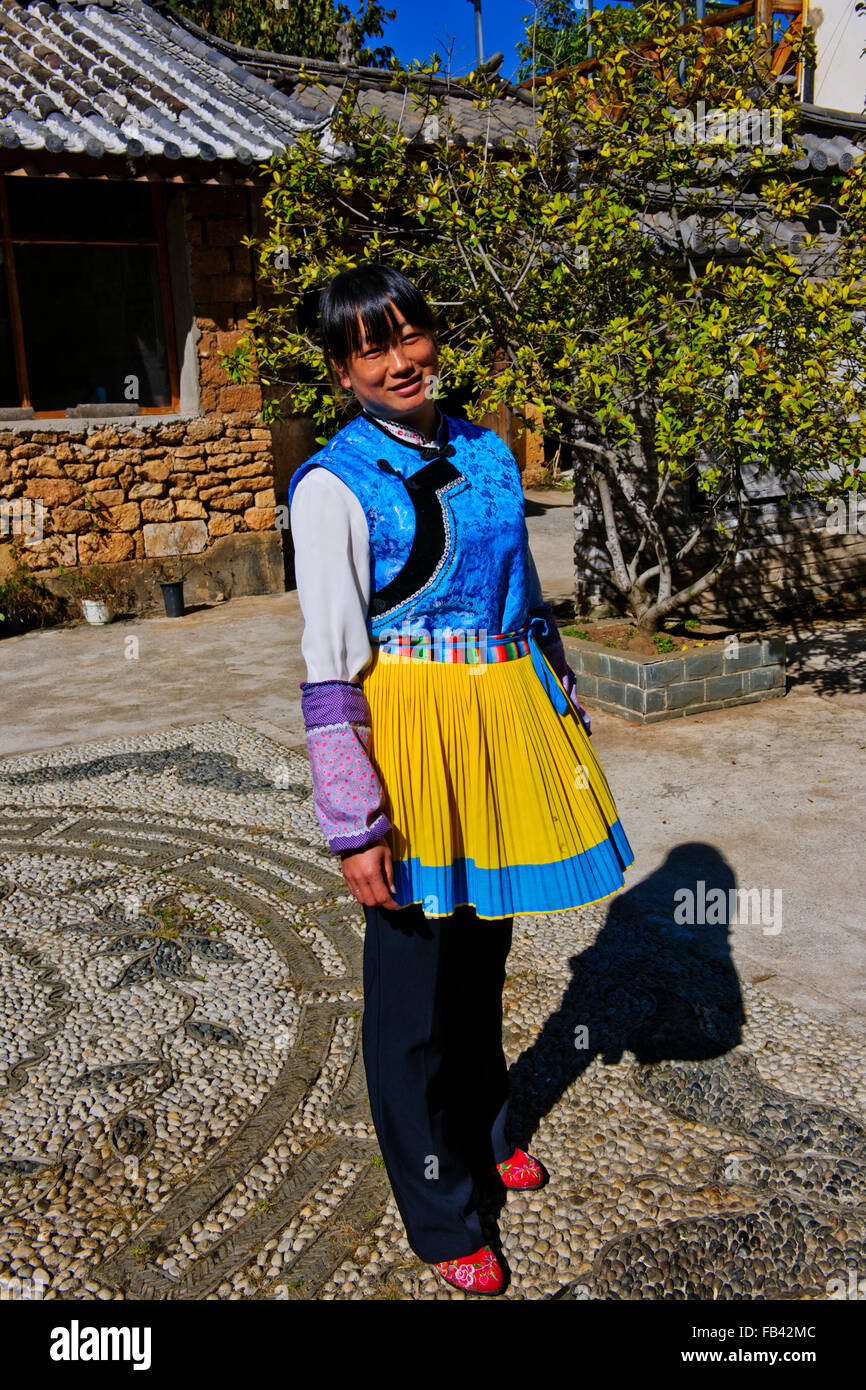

{"left": 360, "top": 645, "right": 634, "bottom": 920}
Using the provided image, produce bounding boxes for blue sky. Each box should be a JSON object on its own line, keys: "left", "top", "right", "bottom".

{"left": 378, "top": 3, "right": 795, "bottom": 80}
{"left": 379, "top": 1, "right": 587, "bottom": 83}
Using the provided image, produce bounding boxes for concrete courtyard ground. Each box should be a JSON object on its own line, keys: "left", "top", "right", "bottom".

{"left": 0, "top": 486, "right": 864, "bottom": 1300}
{"left": 4, "top": 488, "right": 863, "bottom": 1030}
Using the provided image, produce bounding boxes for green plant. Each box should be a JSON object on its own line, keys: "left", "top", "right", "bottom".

{"left": 1, "top": 546, "right": 57, "bottom": 634}
{"left": 151, "top": 901, "right": 206, "bottom": 938}
{"left": 56, "top": 563, "right": 113, "bottom": 602}
{"left": 516, "top": 0, "right": 668, "bottom": 80}
{"left": 652, "top": 632, "right": 677, "bottom": 654}
{"left": 151, "top": 555, "right": 197, "bottom": 584}
{"left": 562, "top": 625, "right": 589, "bottom": 640}
{"left": 684, "top": 618, "right": 700, "bottom": 630}
{"left": 174, "top": 0, "right": 396, "bottom": 64}
{"left": 80, "top": 491, "right": 108, "bottom": 533}
{"left": 231, "top": 3, "right": 862, "bottom": 637}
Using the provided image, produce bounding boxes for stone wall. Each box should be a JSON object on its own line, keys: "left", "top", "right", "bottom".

{"left": 571, "top": 471, "right": 866, "bottom": 626}
{"left": 0, "top": 180, "right": 562, "bottom": 616}
{"left": 0, "top": 184, "right": 284, "bottom": 611}
{"left": 1, "top": 412, "right": 276, "bottom": 565}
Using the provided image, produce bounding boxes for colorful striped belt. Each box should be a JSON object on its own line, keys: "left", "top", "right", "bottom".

{"left": 372, "top": 619, "right": 570, "bottom": 714}
{"left": 374, "top": 626, "right": 531, "bottom": 664}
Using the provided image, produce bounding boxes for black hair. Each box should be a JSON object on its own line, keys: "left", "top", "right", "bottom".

{"left": 319, "top": 263, "right": 435, "bottom": 366}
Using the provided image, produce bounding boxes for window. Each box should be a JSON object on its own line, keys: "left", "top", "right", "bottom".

{"left": 0, "top": 177, "right": 180, "bottom": 416}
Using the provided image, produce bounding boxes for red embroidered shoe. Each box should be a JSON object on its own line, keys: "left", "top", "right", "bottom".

{"left": 432, "top": 1244, "right": 505, "bottom": 1295}
{"left": 484, "top": 1147, "right": 546, "bottom": 1189}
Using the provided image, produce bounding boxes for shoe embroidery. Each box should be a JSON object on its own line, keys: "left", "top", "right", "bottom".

{"left": 434, "top": 1244, "right": 503, "bottom": 1292}
{"left": 492, "top": 1148, "right": 544, "bottom": 1187}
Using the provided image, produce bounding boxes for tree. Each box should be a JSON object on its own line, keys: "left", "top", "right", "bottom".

{"left": 173, "top": 0, "right": 396, "bottom": 66}
{"left": 225, "top": 1, "right": 866, "bottom": 634}
{"left": 516, "top": 0, "right": 678, "bottom": 80}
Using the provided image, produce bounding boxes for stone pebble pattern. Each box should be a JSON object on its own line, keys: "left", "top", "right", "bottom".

{"left": 0, "top": 720, "right": 863, "bottom": 1301}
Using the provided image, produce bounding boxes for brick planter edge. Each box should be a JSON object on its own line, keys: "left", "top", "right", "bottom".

{"left": 561, "top": 634, "right": 787, "bottom": 723}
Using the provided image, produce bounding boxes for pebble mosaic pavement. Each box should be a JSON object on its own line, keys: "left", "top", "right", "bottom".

{"left": 0, "top": 719, "right": 863, "bottom": 1301}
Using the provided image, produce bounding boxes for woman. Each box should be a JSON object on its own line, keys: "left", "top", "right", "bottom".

{"left": 289, "top": 263, "right": 634, "bottom": 1295}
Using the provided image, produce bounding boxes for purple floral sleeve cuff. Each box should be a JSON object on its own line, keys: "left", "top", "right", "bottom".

{"left": 300, "top": 679, "right": 392, "bottom": 855}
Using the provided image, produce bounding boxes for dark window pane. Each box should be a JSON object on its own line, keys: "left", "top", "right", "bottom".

{"left": 7, "top": 179, "right": 156, "bottom": 241}
{"left": 15, "top": 245, "right": 171, "bottom": 411}
{"left": 0, "top": 250, "right": 19, "bottom": 405}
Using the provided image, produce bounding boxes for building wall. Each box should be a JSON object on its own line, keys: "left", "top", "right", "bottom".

{"left": 0, "top": 184, "right": 284, "bottom": 611}
{"left": 572, "top": 477, "right": 866, "bottom": 626}
{"left": 810, "top": 1, "right": 866, "bottom": 113}
{"left": 477, "top": 397, "right": 550, "bottom": 486}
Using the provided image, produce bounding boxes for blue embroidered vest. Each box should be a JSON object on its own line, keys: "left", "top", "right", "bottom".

{"left": 288, "top": 412, "right": 536, "bottom": 642}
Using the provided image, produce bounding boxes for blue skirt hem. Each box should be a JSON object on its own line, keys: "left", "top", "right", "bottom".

{"left": 390, "top": 819, "right": 635, "bottom": 920}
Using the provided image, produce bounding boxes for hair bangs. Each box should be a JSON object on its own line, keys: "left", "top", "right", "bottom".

{"left": 319, "top": 263, "right": 435, "bottom": 365}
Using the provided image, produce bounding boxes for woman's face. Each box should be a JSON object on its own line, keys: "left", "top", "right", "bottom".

{"left": 331, "top": 302, "right": 438, "bottom": 421}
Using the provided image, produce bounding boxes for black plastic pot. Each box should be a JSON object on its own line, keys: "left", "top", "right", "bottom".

{"left": 159, "top": 580, "right": 185, "bottom": 617}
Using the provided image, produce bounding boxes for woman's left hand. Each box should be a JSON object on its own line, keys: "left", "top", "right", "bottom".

{"left": 339, "top": 839, "right": 399, "bottom": 908}
{"left": 563, "top": 666, "right": 592, "bottom": 736}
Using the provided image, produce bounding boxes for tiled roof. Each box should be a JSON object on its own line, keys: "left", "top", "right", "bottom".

{"left": 0, "top": 0, "right": 862, "bottom": 175}
{"left": 160, "top": 5, "right": 866, "bottom": 168}
{"left": 634, "top": 207, "right": 840, "bottom": 261}
{"left": 0, "top": 0, "right": 317, "bottom": 162}
{"left": 149, "top": 3, "right": 541, "bottom": 150}
{"left": 792, "top": 130, "right": 864, "bottom": 172}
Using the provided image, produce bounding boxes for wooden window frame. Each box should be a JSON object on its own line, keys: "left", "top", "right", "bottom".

{"left": 0, "top": 175, "right": 180, "bottom": 417}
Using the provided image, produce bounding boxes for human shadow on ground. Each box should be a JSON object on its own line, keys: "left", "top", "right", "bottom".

{"left": 503, "top": 842, "right": 748, "bottom": 1153}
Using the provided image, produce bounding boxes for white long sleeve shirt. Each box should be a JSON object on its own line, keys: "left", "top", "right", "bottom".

{"left": 291, "top": 466, "right": 374, "bottom": 684}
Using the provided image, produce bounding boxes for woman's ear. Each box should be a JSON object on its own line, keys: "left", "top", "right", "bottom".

{"left": 326, "top": 354, "right": 351, "bottom": 391}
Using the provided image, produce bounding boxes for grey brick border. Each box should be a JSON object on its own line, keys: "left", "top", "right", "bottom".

{"left": 561, "top": 634, "right": 786, "bottom": 723}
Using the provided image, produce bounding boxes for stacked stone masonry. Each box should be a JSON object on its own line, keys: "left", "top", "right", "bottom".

{"left": 572, "top": 489, "right": 866, "bottom": 626}
{"left": 0, "top": 187, "right": 283, "bottom": 606}
{"left": 0, "top": 414, "right": 276, "bottom": 572}
{"left": 562, "top": 636, "right": 787, "bottom": 723}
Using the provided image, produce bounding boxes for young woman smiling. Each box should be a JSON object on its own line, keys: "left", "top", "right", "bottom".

{"left": 288, "top": 263, "right": 634, "bottom": 1295}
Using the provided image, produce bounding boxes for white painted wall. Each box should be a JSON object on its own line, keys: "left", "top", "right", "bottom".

{"left": 807, "top": 1, "right": 866, "bottom": 113}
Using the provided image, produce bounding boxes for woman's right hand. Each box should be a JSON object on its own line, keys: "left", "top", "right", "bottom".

{"left": 339, "top": 839, "right": 399, "bottom": 908}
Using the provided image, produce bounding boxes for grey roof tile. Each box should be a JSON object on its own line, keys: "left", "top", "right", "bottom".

{"left": 0, "top": 0, "right": 318, "bottom": 161}
{"left": 150, "top": 2, "right": 541, "bottom": 148}
{"left": 2, "top": 1, "right": 861, "bottom": 178}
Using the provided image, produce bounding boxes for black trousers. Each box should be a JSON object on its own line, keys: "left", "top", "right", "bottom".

{"left": 361, "top": 899, "right": 515, "bottom": 1263}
